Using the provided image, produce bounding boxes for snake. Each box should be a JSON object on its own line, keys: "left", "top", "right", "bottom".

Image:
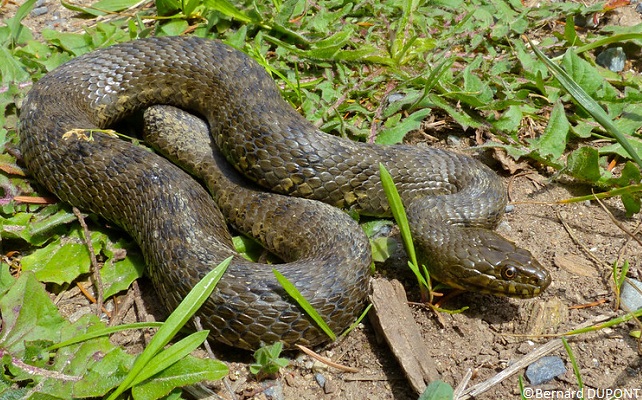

{"left": 19, "top": 36, "right": 551, "bottom": 350}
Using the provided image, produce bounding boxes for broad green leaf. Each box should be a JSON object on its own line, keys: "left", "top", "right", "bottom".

{"left": 571, "top": 120, "right": 598, "bottom": 139}
{"left": 156, "top": 0, "right": 181, "bottom": 15}
{"left": 566, "top": 147, "right": 601, "bottom": 183}
{"left": 43, "top": 315, "right": 133, "bottom": 397}
{"left": 41, "top": 30, "right": 94, "bottom": 55}
{"left": 20, "top": 227, "right": 98, "bottom": 285}
{"left": 462, "top": 62, "right": 493, "bottom": 105}
{"left": 376, "top": 108, "right": 431, "bottom": 145}
{"left": 609, "top": 161, "right": 642, "bottom": 188}
{"left": 370, "top": 236, "right": 398, "bottom": 263}
{"left": 157, "top": 20, "right": 190, "bottom": 37}
{"left": 91, "top": 0, "right": 144, "bottom": 12}
{"left": 613, "top": 104, "right": 642, "bottom": 136}
{"left": 599, "top": 136, "right": 642, "bottom": 159}
{"left": 0, "top": 272, "right": 66, "bottom": 353}
{"left": 418, "top": 380, "right": 454, "bottom": 400}
{"left": 204, "top": 0, "right": 253, "bottom": 23}
{"left": 0, "top": 262, "right": 14, "bottom": 296}
{"left": 0, "top": 47, "right": 30, "bottom": 83}
{"left": 131, "top": 355, "right": 228, "bottom": 400}
{"left": 621, "top": 193, "right": 641, "bottom": 216}
{"left": 532, "top": 101, "right": 569, "bottom": 160}
{"left": 427, "top": 94, "right": 481, "bottom": 130}
{"left": 489, "top": 105, "right": 523, "bottom": 133}
{"left": 100, "top": 242, "right": 145, "bottom": 299}
{"left": 360, "top": 219, "right": 394, "bottom": 237}
{"left": 20, "top": 207, "right": 77, "bottom": 245}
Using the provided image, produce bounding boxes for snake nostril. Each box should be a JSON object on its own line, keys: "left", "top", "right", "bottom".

{"left": 539, "top": 270, "right": 553, "bottom": 288}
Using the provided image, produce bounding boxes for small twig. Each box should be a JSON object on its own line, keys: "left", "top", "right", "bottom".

{"left": 408, "top": 297, "right": 448, "bottom": 328}
{"left": 568, "top": 298, "right": 607, "bottom": 309}
{"left": 0, "top": 349, "right": 81, "bottom": 381}
{"left": 343, "top": 374, "right": 405, "bottom": 382}
{"left": 14, "top": 195, "right": 58, "bottom": 204}
{"left": 75, "top": 282, "right": 111, "bottom": 317}
{"left": 295, "top": 344, "right": 359, "bottom": 373}
{"left": 506, "top": 171, "right": 539, "bottom": 203}
{"left": 593, "top": 195, "right": 642, "bottom": 247}
{"left": 109, "top": 289, "right": 136, "bottom": 327}
{"left": 368, "top": 80, "right": 400, "bottom": 144}
{"left": 452, "top": 368, "right": 473, "bottom": 399}
{"left": 72, "top": 207, "right": 104, "bottom": 316}
{"left": 128, "top": 281, "right": 154, "bottom": 347}
{"left": 555, "top": 209, "right": 611, "bottom": 272}
{"left": 194, "top": 316, "right": 216, "bottom": 359}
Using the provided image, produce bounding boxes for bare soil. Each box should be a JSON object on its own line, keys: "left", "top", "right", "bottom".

{"left": 7, "top": 1, "right": 642, "bottom": 399}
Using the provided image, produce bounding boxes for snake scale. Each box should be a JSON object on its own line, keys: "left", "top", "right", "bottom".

{"left": 19, "top": 36, "right": 551, "bottom": 350}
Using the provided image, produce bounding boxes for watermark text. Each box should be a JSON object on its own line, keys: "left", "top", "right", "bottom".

{"left": 522, "top": 388, "right": 641, "bottom": 399}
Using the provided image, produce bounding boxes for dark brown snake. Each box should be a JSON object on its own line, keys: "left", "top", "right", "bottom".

{"left": 19, "top": 36, "right": 551, "bottom": 350}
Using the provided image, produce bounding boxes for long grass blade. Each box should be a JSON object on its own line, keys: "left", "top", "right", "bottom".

{"left": 528, "top": 37, "right": 642, "bottom": 169}
{"left": 273, "top": 268, "right": 336, "bottom": 340}
{"left": 106, "top": 256, "right": 232, "bottom": 399}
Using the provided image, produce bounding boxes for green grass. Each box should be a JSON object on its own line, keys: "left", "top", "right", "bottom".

{"left": 2, "top": 0, "right": 642, "bottom": 398}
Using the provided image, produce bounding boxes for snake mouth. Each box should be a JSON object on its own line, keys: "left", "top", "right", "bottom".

{"left": 438, "top": 263, "right": 552, "bottom": 299}
{"left": 474, "top": 271, "right": 551, "bottom": 298}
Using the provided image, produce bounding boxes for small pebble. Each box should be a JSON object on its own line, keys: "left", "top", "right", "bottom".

{"left": 68, "top": 306, "right": 93, "bottom": 323}
{"left": 596, "top": 47, "right": 626, "bottom": 72}
{"left": 525, "top": 356, "right": 566, "bottom": 385}
{"left": 386, "top": 92, "right": 406, "bottom": 104}
{"left": 262, "top": 380, "right": 284, "bottom": 400}
{"left": 323, "top": 378, "right": 337, "bottom": 394}
{"left": 574, "top": 13, "right": 599, "bottom": 28}
{"left": 31, "top": 6, "right": 49, "bottom": 16}
{"left": 446, "top": 135, "right": 462, "bottom": 147}
{"left": 314, "top": 372, "right": 326, "bottom": 389}
{"left": 516, "top": 341, "right": 535, "bottom": 355}
{"left": 620, "top": 279, "right": 642, "bottom": 312}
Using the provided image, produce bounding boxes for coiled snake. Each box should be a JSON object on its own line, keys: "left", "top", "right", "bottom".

{"left": 19, "top": 36, "right": 550, "bottom": 350}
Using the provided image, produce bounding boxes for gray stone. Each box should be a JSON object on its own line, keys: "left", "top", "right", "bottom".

{"left": 526, "top": 356, "right": 566, "bottom": 385}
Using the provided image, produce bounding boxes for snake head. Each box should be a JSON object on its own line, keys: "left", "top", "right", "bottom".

{"left": 467, "top": 245, "right": 552, "bottom": 299}
{"left": 419, "top": 228, "right": 551, "bottom": 299}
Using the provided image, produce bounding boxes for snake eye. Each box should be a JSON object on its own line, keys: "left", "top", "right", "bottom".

{"left": 501, "top": 265, "right": 517, "bottom": 280}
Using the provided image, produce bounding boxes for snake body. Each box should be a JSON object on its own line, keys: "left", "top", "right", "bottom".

{"left": 19, "top": 36, "right": 550, "bottom": 350}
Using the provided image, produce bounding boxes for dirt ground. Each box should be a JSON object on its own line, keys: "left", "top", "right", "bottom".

{"left": 8, "top": 1, "right": 642, "bottom": 399}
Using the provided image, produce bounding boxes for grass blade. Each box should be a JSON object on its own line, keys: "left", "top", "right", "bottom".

{"left": 106, "top": 256, "right": 232, "bottom": 399}
{"left": 561, "top": 337, "right": 584, "bottom": 394}
{"left": 378, "top": 163, "right": 417, "bottom": 267}
{"left": 379, "top": 163, "right": 432, "bottom": 299}
{"left": 47, "top": 322, "right": 164, "bottom": 351}
{"left": 273, "top": 268, "right": 336, "bottom": 341}
{"left": 130, "top": 330, "right": 210, "bottom": 386}
{"left": 527, "top": 37, "right": 642, "bottom": 169}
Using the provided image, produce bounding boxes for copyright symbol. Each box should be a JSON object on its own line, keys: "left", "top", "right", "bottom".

{"left": 523, "top": 387, "right": 533, "bottom": 398}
